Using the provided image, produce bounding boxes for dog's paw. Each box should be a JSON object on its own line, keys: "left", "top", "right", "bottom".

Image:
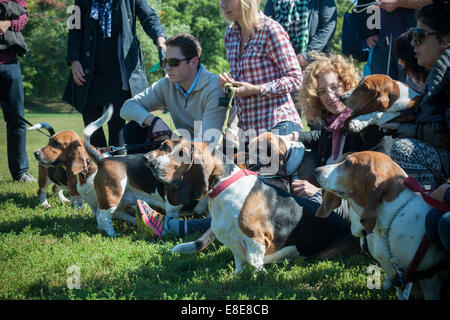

{"left": 348, "top": 119, "right": 365, "bottom": 132}
{"left": 41, "top": 200, "right": 52, "bottom": 209}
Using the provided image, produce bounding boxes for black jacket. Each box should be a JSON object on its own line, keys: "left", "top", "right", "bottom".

{"left": 62, "top": 0, "right": 166, "bottom": 113}
{"left": 0, "top": 1, "right": 27, "bottom": 56}
{"left": 298, "top": 124, "right": 394, "bottom": 166}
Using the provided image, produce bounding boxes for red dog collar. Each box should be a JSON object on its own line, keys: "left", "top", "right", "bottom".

{"left": 209, "top": 169, "right": 257, "bottom": 199}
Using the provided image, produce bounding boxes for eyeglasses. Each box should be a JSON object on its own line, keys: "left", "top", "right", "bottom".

{"left": 411, "top": 28, "right": 439, "bottom": 46}
{"left": 162, "top": 57, "right": 192, "bottom": 68}
{"left": 317, "top": 82, "right": 343, "bottom": 97}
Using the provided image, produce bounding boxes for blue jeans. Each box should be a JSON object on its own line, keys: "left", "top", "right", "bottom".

{"left": 271, "top": 120, "right": 303, "bottom": 136}
{"left": 426, "top": 187, "right": 450, "bottom": 253}
{"left": 0, "top": 61, "right": 29, "bottom": 180}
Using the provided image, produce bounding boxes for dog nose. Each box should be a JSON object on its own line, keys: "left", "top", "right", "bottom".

{"left": 338, "top": 95, "right": 345, "bottom": 102}
{"left": 34, "top": 150, "right": 40, "bottom": 160}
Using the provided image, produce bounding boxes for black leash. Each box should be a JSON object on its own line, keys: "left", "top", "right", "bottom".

{"left": 17, "top": 114, "right": 53, "bottom": 137}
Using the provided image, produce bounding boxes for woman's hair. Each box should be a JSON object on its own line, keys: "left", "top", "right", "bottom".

{"left": 394, "top": 30, "right": 429, "bottom": 84}
{"left": 236, "top": 0, "right": 261, "bottom": 36}
{"left": 297, "top": 53, "right": 360, "bottom": 125}
{"left": 416, "top": 0, "right": 450, "bottom": 45}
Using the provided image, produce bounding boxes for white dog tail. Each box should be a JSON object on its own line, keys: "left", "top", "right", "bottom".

{"left": 171, "top": 228, "right": 216, "bottom": 254}
{"left": 28, "top": 122, "right": 55, "bottom": 136}
{"left": 83, "top": 104, "right": 113, "bottom": 164}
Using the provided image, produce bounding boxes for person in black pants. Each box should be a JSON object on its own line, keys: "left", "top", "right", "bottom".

{"left": 0, "top": 0, "right": 36, "bottom": 183}
{"left": 63, "top": 0, "right": 166, "bottom": 149}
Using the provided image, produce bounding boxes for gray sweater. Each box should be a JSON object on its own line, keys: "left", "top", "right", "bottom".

{"left": 120, "top": 65, "right": 237, "bottom": 141}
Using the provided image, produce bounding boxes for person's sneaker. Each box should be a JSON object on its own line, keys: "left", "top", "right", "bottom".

{"left": 17, "top": 172, "right": 37, "bottom": 183}
{"left": 136, "top": 199, "right": 169, "bottom": 239}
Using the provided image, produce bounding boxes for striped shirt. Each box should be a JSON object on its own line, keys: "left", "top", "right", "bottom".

{"left": 0, "top": 0, "right": 28, "bottom": 64}
{"left": 224, "top": 11, "right": 302, "bottom": 136}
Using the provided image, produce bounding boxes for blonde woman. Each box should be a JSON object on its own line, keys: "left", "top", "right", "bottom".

{"left": 291, "top": 53, "right": 393, "bottom": 198}
{"left": 218, "top": 0, "right": 303, "bottom": 142}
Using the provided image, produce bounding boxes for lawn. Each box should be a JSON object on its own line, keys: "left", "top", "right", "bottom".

{"left": 0, "top": 103, "right": 397, "bottom": 300}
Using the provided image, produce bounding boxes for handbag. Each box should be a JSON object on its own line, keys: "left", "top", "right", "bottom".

{"left": 362, "top": 46, "right": 374, "bottom": 77}
{"left": 341, "top": 3, "right": 369, "bottom": 62}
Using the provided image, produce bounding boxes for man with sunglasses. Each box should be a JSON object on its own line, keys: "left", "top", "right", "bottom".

{"left": 121, "top": 33, "right": 237, "bottom": 153}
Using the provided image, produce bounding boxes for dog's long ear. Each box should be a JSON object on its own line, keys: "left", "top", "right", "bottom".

{"left": 165, "top": 184, "right": 180, "bottom": 206}
{"left": 178, "top": 162, "right": 207, "bottom": 206}
{"left": 360, "top": 177, "right": 387, "bottom": 234}
{"left": 316, "top": 189, "right": 342, "bottom": 218}
{"left": 66, "top": 140, "right": 87, "bottom": 176}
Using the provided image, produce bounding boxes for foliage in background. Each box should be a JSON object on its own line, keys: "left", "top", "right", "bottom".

{"left": 20, "top": 0, "right": 355, "bottom": 105}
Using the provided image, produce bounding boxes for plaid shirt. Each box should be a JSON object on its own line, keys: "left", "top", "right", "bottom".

{"left": 225, "top": 12, "right": 302, "bottom": 136}
{"left": 0, "top": 0, "right": 28, "bottom": 64}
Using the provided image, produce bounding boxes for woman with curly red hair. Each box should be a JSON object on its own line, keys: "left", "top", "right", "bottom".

{"left": 290, "top": 53, "right": 393, "bottom": 198}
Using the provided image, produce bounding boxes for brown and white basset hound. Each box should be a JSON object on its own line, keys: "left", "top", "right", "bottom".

{"left": 33, "top": 129, "right": 91, "bottom": 209}
{"left": 314, "top": 151, "right": 448, "bottom": 299}
{"left": 82, "top": 106, "right": 208, "bottom": 237}
{"left": 246, "top": 132, "right": 318, "bottom": 188}
{"left": 144, "top": 139, "right": 358, "bottom": 273}
{"left": 339, "top": 74, "right": 422, "bottom": 132}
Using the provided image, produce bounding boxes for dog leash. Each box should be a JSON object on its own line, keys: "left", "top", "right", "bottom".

{"left": 17, "top": 114, "right": 53, "bottom": 137}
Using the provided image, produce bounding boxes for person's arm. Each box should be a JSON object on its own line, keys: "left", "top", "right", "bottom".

{"left": 135, "top": 0, "right": 166, "bottom": 48}
{"left": 302, "top": 0, "right": 337, "bottom": 61}
{"left": 376, "top": 0, "right": 433, "bottom": 12}
{"left": 198, "top": 83, "right": 228, "bottom": 142}
{"left": 120, "top": 79, "right": 166, "bottom": 126}
{"left": 297, "top": 129, "right": 322, "bottom": 149}
{"left": 259, "top": 22, "right": 303, "bottom": 97}
{"left": 356, "top": 0, "right": 379, "bottom": 44}
{"left": 66, "top": 0, "right": 83, "bottom": 66}
{"left": 263, "top": 0, "right": 275, "bottom": 18}
{"left": 9, "top": 0, "right": 28, "bottom": 32}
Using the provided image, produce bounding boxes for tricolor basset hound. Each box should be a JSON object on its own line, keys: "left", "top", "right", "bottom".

{"left": 33, "top": 128, "right": 88, "bottom": 209}
{"left": 82, "top": 106, "right": 208, "bottom": 237}
{"left": 339, "top": 74, "right": 422, "bottom": 132}
{"left": 314, "top": 151, "right": 448, "bottom": 299}
{"left": 144, "top": 139, "right": 358, "bottom": 273}
{"left": 246, "top": 132, "right": 318, "bottom": 188}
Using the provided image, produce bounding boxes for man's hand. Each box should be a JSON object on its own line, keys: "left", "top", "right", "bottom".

{"left": 376, "top": 0, "right": 401, "bottom": 12}
{"left": 143, "top": 115, "right": 171, "bottom": 141}
{"left": 366, "top": 35, "right": 379, "bottom": 48}
{"left": 71, "top": 61, "right": 86, "bottom": 86}
{"left": 290, "top": 179, "right": 321, "bottom": 198}
{"left": 296, "top": 53, "right": 308, "bottom": 67}
{"left": 0, "top": 20, "right": 12, "bottom": 35}
{"left": 156, "top": 36, "right": 166, "bottom": 52}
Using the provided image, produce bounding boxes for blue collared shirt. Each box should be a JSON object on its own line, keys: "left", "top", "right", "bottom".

{"left": 175, "top": 64, "right": 204, "bottom": 100}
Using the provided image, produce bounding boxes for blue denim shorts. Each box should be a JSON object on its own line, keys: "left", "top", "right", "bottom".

{"left": 271, "top": 121, "right": 302, "bottom": 136}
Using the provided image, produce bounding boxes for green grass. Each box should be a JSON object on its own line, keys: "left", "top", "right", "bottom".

{"left": 0, "top": 104, "right": 397, "bottom": 300}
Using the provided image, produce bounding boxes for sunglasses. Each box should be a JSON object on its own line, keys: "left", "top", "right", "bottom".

{"left": 162, "top": 57, "right": 192, "bottom": 68}
{"left": 411, "top": 28, "right": 439, "bottom": 46}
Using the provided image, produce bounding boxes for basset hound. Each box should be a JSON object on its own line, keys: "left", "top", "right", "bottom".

{"left": 339, "top": 74, "right": 422, "bottom": 132}
{"left": 246, "top": 132, "right": 318, "bottom": 188}
{"left": 314, "top": 151, "right": 448, "bottom": 299}
{"left": 33, "top": 128, "right": 89, "bottom": 209}
{"left": 144, "top": 139, "right": 358, "bottom": 273}
{"left": 82, "top": 106, "right": 208, "bottom": 237}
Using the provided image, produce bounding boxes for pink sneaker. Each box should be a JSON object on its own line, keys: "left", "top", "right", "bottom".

{"left": 136, "top": 199, "right": 168, "bottom": 239}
